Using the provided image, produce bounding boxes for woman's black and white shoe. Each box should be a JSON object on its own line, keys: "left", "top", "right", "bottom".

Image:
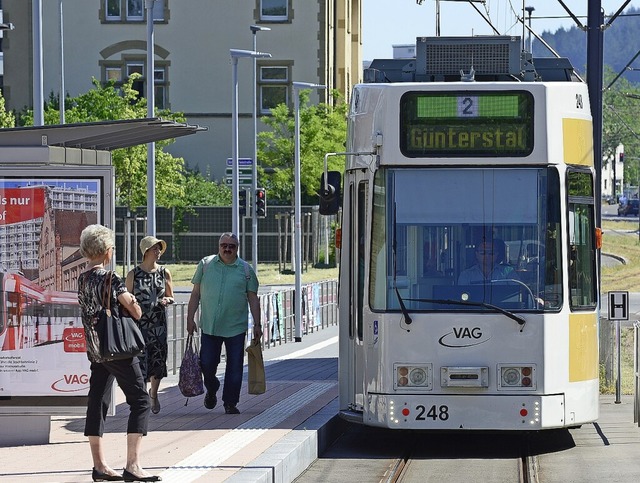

{"left": 92, "top": 468, "right": 124, "bottom": 482}
{"left": 122, "top": 468, "right": 162, "bottom": 482}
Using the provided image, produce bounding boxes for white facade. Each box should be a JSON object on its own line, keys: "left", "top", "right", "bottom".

{"left": 2, "top": 0, "right": 362, "bottom": 182}
{"left": 601, "top": 144, "right": 624, "bottom": 200}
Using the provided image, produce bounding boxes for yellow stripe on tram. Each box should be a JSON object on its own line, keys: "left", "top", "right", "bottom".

{"left": 563, "top": 118, "right": 594, "bottom": 167}
{"left": 568, "top": 312, "right": 599, "bottom": 382}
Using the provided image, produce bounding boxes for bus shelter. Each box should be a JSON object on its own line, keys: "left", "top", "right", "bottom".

{"left": 0, "top": 118, "right": 205, "bottom": 445}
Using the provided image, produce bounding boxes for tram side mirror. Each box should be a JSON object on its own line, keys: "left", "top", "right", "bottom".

{"left": 319, "top": 171, "right": 341, "bottom": 215}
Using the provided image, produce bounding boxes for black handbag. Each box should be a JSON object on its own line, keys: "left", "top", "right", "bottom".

{"left": 95, "top": 271, "right": 145, "bottom": 361}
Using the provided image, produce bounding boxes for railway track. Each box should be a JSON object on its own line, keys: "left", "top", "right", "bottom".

{"left": 382, "top": 452, "right": 538, "bottom": 483}
{"left": 294, "top": 423, "right": 572, "bottom": 483}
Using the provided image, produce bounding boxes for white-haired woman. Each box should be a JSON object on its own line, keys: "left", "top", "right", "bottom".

{"left": 78, "top": 224, "right": 161, "bottom": 482}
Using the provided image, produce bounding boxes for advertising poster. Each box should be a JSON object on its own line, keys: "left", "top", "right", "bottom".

{"left": 0, "top": 177, "right": 102, "bottom": 397}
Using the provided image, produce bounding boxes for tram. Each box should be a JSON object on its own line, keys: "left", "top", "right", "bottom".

{"left": 321, "top": 36, "right": 600, "bottom": 430}
{"left": 0, "top": 270, "right": 81, "bottom": 351}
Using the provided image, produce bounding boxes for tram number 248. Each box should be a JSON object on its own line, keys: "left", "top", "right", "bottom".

{"left": 415, "top": 404, "right": 450, "bottom": 421}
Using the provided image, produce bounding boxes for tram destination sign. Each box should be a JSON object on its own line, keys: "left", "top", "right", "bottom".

{"left": 400, "top": 91, "right": 534, "bottom": 157}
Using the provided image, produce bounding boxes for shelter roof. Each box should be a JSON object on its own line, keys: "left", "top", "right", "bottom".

{"left": 0, "top": 118, "right": 207, "bottom": 151}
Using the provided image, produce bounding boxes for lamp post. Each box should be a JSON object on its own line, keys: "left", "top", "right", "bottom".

{"left": 293, "top": 82, "right": 326, "bottom": 342}
{"left": 525, "top": 6, "right": 535, "bottom": 53}
{"left": 230, "top": 49, "right": 271, "bottom": 237}
{"left": 32, "top": 0, "right": 44, "bottom": 126}
{"left": 59, "top": 0, "right": 65, "bottom": 124}
{"left": 145, "top": 0, "right": 156, "bottom": 235}
{"left": 250, "top": 25, "right": 270, "bottom": 274}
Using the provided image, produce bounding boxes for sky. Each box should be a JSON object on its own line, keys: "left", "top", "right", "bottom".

{"left": 362, "top": 0, "right": 636, "bottom": 61}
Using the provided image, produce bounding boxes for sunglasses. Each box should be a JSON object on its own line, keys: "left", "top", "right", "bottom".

{"left": 220, "top": 243, "right": 237, "bottom": 249}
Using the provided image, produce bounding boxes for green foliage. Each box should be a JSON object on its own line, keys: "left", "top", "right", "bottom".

{"left": 257, "top": 89, "right": 348, "bottom": 204}
{"left": 13, "top": 75, "right": 230, "bottom": 261}
{"left": 0, "top": 91, "right": 15, "bottom": 128}
{"left": 184, "top": 167, "right": 232, "bottom": 206}
{"left": 602, "top": 68, "right": 640, "bottom": 185}
{"left": 16, "top": 75, "right": 230, "bottom": 210}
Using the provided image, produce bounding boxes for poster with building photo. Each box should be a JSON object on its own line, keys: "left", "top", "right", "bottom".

{"left": 0, "top": 172, "right": 108, "bottom": 397}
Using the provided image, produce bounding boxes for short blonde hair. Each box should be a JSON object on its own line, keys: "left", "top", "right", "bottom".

{"left": 80, "top": 224, "right": 114, "bottom": 260}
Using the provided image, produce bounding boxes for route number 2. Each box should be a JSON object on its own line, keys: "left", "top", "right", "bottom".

{"left": 416, "top": 404, "right": 450, "bottom": 421}
{"left": 458, "top": 96, "right": 479, "bottom": 117}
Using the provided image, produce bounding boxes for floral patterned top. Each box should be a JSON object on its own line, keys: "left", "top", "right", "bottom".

{"left": 77, "top": 268, "right": 127, "bottom": 363}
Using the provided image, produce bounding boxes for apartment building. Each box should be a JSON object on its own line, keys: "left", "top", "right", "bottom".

{"left": 1, "top": 0, "right": 362, "bottom": 181}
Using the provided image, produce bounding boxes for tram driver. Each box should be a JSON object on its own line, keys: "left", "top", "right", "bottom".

{"left": 457, "top": 238, "right": 518, "bottom": 285}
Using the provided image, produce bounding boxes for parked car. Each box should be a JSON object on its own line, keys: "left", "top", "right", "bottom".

{"left": 618, "top": 199, "right": 639, "bottom": 216}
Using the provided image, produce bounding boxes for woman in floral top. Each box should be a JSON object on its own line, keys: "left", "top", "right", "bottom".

{"left": 126, "top": 235, "right": 174, "bottom": 415}
{"left": 77, "top": 224, "right": 160, "bottom": 482}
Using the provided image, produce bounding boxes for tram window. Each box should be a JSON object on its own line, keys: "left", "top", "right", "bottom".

{"left": 370, "top": 167, "right": 560, "bottom": 312}
{"left": 568, "top": 171, "right": 597, "bottom": 309}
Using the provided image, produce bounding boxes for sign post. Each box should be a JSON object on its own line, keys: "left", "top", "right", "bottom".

{"left": 608, "top": 291, "right": 629, "bottom": 404}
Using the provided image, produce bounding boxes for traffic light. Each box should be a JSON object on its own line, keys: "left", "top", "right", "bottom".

{"left": 255, "top": 188, "right": 267, "bottom": 218}
{"left": 239, "top": 189, "right": 248, "bottom": 217}
{"left": 620, "top": 152, "right": 624, "bottom": 164}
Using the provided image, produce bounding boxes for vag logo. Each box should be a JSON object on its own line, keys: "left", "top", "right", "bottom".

{"left": 51, "top": 374, "right": 90, "bottom": 393}
{"left": 438, "top": 327, "right": 491, "bottom": 348}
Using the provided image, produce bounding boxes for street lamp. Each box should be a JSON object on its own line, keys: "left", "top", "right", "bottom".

{"left": 146, "top": 0, "right": 157, "bottom": 235}
{"left": 32, "top": 0, "right": 44, "bottom": 126}
{"left": 293, "top": 81, "right": 326, "bottom": 342}
{"left": 230, "top": 48, "right": 271, "bottom": 236}
{"left": 525, "top": 6, "right": 535, "bottom": 53}
{"left": 59, "top": 0, "right": 65, "bottom": 124}
{"left": 251, "top": 24, "right": 271, "bottom": 274}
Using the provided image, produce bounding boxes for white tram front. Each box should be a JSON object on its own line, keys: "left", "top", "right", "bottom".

{"left": 324, "top": 37, "right": 600, "bottom": 430}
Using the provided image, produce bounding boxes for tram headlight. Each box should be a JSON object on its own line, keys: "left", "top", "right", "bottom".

{"left": 394, "top": 364, "right": 432, "bottom": 390}
{"left": 409, "top": 368, "right": 427, "bottom": 385}
{"left": 498, "top": 364, "right": 536, "bottom": 390}
{"left": 502, "top": 368, "right": 520, "bottom": 386}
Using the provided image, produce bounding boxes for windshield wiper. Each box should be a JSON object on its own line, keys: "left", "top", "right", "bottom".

{"left": 404, "top": 296, "right": 526, "bottom": 331}
{"left": 395, "top": 287, "right": 413, "bottom": 325}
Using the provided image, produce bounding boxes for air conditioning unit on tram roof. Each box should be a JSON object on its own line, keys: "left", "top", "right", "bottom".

{"left": 414, "top": 35, "right": 522, "bottom": 80}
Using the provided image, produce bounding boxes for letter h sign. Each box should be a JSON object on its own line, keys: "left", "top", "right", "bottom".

{"left": 608, "top": 291, "right": 629, "bottom": 321}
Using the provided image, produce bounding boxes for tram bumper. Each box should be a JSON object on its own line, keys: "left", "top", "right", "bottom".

{"left": 364, "top": 394, "right": 567, "bottom": 430}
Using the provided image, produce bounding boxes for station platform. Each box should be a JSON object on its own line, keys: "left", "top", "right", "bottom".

{"left": 0, "top": 325, "right": 341, "bottom": 483}
{"left": 2, "top": 322, "right": 640, "bottom": 482}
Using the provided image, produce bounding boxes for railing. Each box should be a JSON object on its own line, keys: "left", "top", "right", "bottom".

{"left": 634, "top": 322, "right": 639, "bottom": 427}
{"left": 164, "top": 279, "right": 339, "bottom": 373}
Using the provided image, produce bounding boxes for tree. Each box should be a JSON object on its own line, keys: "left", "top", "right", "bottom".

{"left": 0, "top": 91, "right": 15, "bottom": 128}
{"left": 257, "top": 90, "right": 348, "bottom": 205}
{"left": 602, "top": 68, "right": 640, "bottom": 189}
{"left": 16, "top": 76, "right": 230, "bottom": 259}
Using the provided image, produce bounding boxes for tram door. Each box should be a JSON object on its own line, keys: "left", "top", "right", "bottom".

{"left": 346, "top": 176, "right": 368, "bottom": 410}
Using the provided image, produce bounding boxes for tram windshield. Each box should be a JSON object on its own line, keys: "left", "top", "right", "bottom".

{"left": 369, "top": 167, "right": 562, "bottom": 313}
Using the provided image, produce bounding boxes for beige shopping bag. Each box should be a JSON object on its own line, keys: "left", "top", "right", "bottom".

{"left": 246, "top": 338, "right": 266, "bottom": 394}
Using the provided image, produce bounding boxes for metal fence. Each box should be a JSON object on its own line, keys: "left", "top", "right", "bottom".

{"left": 600, "top": 317, "right": 616, "bottom": 388}
{"left": 164, "top": 279, "right": 339, "bottom": 373}
{"left": 634, "top": 322, "right": 640, "bottom": 427}
{"left": 115, "top": 206, "right": 338, "bottom": 268}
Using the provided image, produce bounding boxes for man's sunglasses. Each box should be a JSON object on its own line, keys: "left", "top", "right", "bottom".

{"left": 220, "top": 243, "right": 237, "bottom": 249}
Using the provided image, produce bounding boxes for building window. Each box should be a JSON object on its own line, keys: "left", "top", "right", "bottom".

{"left": 260, "top": 0, "right": 289, "bottom": 22}
{"left": 127, "top": 0, "right": 143, "bottom": 21}
{"left": 102, "top": 61, "right": 168, "bottom": 109}
{"left": 106, "top": 0, "right": 121, "bottom": 20}
{"left": 104, "top": 0, "right": 165, "bottom": 22}
{"left": 259, "top": 65, "right": 290, "bottom": 114}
